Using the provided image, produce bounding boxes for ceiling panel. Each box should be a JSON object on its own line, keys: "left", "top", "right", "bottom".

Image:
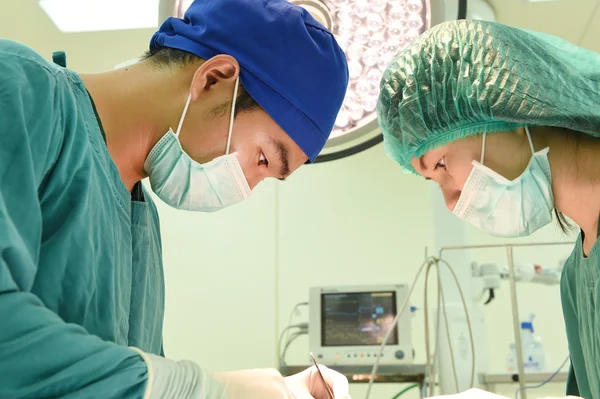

{"left": 577, "top": 0, "right": 600, "bottom": 51}
{"left": 487, "top": 0, "right": 599, "bottom": 46}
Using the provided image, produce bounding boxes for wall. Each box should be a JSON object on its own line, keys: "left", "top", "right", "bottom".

{"left": 0, "top": 2, "right": 588, "bottom": 398}
{"left": 152, "top": 142, "right": 437, "bottom": 398}
{"left": 276, "top": 145, "right": 435, "bottom": 399}
{"left": 269, "top": 149, "right": 578, "bottom": 398}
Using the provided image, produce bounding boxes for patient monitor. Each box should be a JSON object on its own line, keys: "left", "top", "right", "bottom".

{"left": 309, "top": 284, "right": 412, "bottom": 366}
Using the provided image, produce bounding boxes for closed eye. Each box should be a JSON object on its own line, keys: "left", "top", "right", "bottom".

{"left": 259, "top": 152, "right": 268, "bottom": 166}
{"left": 259, "top": 151, "right": 286, "bottom": 181}
{"left": 434, "top": 157, "right": 446, "bottom": 171}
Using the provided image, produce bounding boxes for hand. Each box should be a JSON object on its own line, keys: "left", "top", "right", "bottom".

{"left": 427, "top": 388, "right": 583, "bottom": 399}
{"left": 212, "top": 368, "right": 292, "bottom": 398}
{"left": 538, "top": 397, "right": 583, "bottom": 399}
{"left": 285, "top": 365, "right": 351, "bottom": 399}
{"left": 212, "top": 366, "right": 350, "bottom": 399}
{"left": 428, "top": 388, "right": 509, "bottom": 398}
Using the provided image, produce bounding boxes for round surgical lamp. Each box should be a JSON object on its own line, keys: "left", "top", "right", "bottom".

{"left": 162, "top": 0, "right": 480, "bottom": 162}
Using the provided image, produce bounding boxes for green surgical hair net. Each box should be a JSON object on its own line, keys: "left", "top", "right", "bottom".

{"left": 377, "top": 19, "right": 600, "bottom": 174}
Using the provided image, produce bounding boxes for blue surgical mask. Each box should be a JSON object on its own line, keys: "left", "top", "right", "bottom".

{"left": 453, "top": 126, "right": 554, "bottom": 238}
{"left": 144, "top": 77, "right": 251, "bottom": 212}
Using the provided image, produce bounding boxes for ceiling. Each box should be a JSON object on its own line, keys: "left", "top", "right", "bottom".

{"left": 0, "top": 0, "right": 155, "bottom": 73}
{"left": 0, "top": 0, "right": 599, "bottom": 69}
{"left": 487, "top": 0, "right": 600, "bottom": 52}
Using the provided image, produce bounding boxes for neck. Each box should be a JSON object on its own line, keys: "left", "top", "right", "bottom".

{"left": 534, "top": 126, "right": 600, "bottom": 238}
{"left": 79, "top": 62, "right": 191, "bottom": 191}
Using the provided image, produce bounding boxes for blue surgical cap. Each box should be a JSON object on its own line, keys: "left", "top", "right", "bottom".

{"left": 150, "top": 0, "right": 349, "bottom": 162}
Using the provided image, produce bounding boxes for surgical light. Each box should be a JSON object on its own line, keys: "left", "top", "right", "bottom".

{"left": 167, "top": 0, "right": 431, "bottom": 161}
{"left": 291, "top": 0, "right": 434, "bottom": 162}
{"left": 298, "top": 0, "right": 429, "bottom": 143}
{"left": 164, "top": 0, "right": 491, "bottom": 161}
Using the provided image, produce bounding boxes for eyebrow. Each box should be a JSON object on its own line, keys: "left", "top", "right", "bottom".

{"left": 418, "top": 156, "right": 431, "bottom": 181}
{"left": 270, "top": 137, "right": 290, "bottom": 181}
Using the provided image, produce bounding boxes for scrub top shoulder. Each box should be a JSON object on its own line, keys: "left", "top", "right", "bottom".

{"left": 561, "top": 225, "right": 600, "bottom": 399}
{"left": 0, "top": 39, "right": 164, "bottom": 398}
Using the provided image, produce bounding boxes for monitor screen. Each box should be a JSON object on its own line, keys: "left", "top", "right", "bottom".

{"left": 321, "top": 291, "right": 399, "bottom": 347}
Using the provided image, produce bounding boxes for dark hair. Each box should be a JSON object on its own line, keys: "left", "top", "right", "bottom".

{"left": 141, "top": 46, "right": 261, "bottom": 117}
{"left": 555, "top": 209, "right": 576, "bottom": 234}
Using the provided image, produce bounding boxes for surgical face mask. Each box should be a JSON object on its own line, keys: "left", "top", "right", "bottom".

{"left": 452, "top": 126, "right": 554, "bottom": 238}
{"left": 144, "top": 77, "right": 251, "bottom": 212}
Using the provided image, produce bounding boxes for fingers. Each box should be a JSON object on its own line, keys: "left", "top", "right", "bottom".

{"left": 427, "top": 389, "right": 509, "bottom": 399}
{"left": 284, "top": 365, "right": 351, "bottom": 399}
{"left": 463, "top": 388, "right": 509, "bottom": 399}
{"left": 284, "top": 370, "right": 315, "bottom": 399}
{"left": 538, "top": 397, "right": 584, "bottom": 399}
{"left": 292, "top": 391, "right": 315, "bottom": 399}
{"left": 318, "top": 365, "right": 351, "bottom": 398}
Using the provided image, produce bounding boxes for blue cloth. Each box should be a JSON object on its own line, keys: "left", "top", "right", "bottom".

{"left": 150, "top": 0, "right": 349, "bottom": 162}
{"left": 0, "top": 39, "right": 165, "bottom": 398}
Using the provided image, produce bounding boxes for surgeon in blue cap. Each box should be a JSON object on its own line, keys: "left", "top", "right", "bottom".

{"left": 0, "top": 0, "right": 349, "bottom": 398}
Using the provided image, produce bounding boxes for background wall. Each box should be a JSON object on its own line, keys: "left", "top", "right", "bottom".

{"left": 1, "top": 0, "right": 598, "bottom": 398}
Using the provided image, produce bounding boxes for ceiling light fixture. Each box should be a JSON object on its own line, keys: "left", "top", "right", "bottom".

{"left": 39, "top": 0, "right": 159, "bottom": 33}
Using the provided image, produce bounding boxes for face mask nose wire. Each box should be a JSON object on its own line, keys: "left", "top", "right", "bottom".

{"left": 225, "top": 77, "right": 240, "bottom": 155}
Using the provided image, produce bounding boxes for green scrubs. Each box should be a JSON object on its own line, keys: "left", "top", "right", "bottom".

{"left": 561, "top": 226, "right": 600, "bottom": 399}
{"left": 0, "top": 39, "right": 164, "bottom": 397}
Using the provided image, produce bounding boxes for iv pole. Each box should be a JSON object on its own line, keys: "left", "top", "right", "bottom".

{"left": 438, "top": 241, "right": 574, "bottom": 399}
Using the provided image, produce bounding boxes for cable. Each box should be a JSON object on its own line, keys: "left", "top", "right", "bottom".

{"left": 426, "top": 283, "right": 442, "bottom": 397}
{"left": 277, "top": 323, "right": 307, "bottom": 366}
{"left": 366, "top": 256, "right": 474, "bottom": 399}
{"left": 442, "top": 269, "right": 456, "bottom": 390}
{"left": 484, "top": 289, "right": 495, "bottom": 305}
{"left": 514, "top": 356, "right": 570, "bottom": 399}
{"left": 423, "top": 260, "right": 439, "bottom": 396}
{"left": 421, "top": 365, "right": 428, "bottom": 399}
{"left": 424, "top": 258, "right": 476, "bottom": 395}
{"left": 391, "top": 384, "right": 419, "bottom": 399}
{"left": 280, "top": 331, "right": 308, "bottom": 366}
{"left": 439, "top": 272, "right": 460, "bottom": 393}
{"left": 427, "top": 273, "right": 443, "bottom": 397}
{"left": 312, "top": 134, "right": 383, "bottom": 163}
{"left": 278, "top": 303, "right": 308, "bottom": 366}
{"left": 280, "top": 302, "right": 308, "bottom": 364}
{"left": 365, "top": 258, "right": 436, "bottom": 399}
{"left": 424, "top": 260, "right": 455, "bottom": 397}
{"left": 438, "top": 258, "right": 476, "bottom": 389}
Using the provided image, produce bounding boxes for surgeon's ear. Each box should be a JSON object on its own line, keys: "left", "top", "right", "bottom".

{"left": 190, "top": 55, "right": 240, "bottom": 101}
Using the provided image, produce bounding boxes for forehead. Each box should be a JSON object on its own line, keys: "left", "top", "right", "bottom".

{"left": 424, "top": 135, "right": 482, "bottom": 156}
{"left": 410, "top": 156, "right": 422, "bottom": 174}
